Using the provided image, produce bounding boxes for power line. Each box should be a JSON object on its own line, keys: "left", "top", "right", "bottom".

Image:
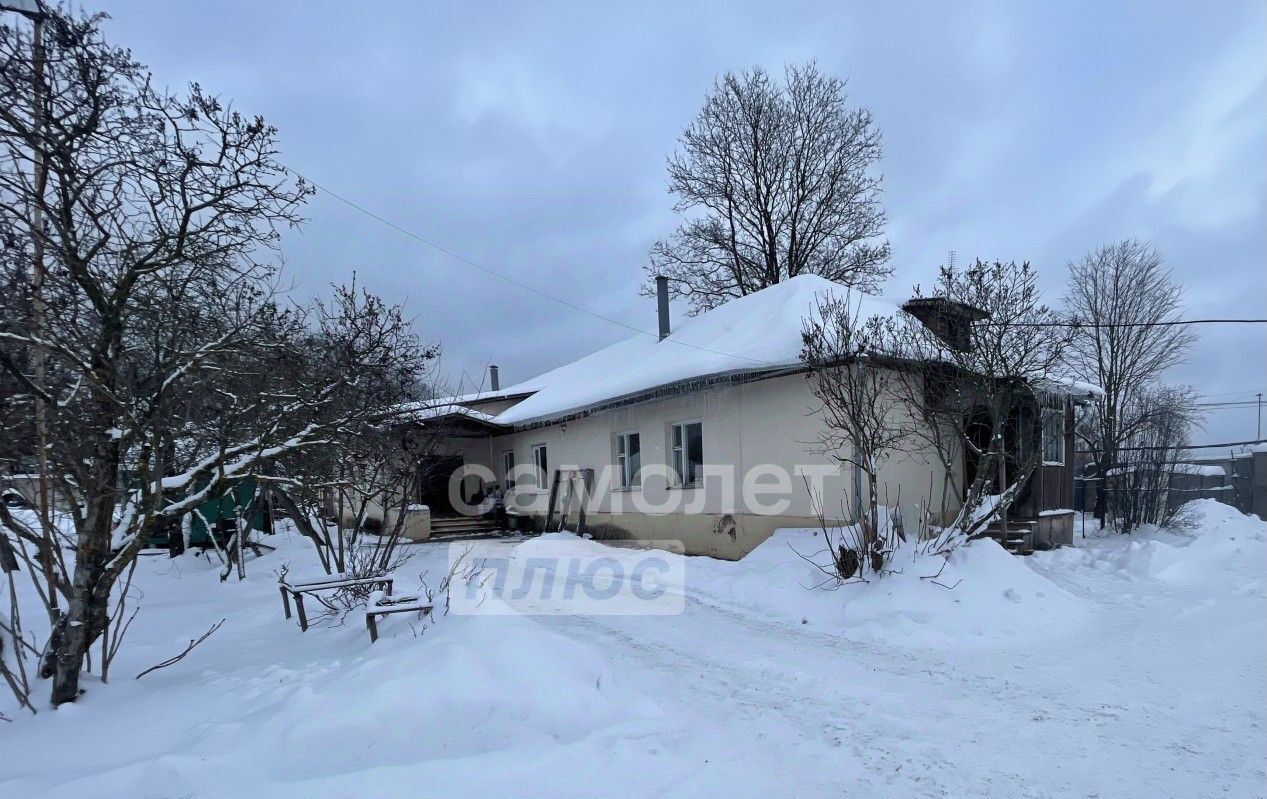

{"left": 985, "top": 318, "right": 1267, "bottom": 329}
{"left": 1199, "top": 388, "right": 1265, "bottom": 399}
{"left": 289, "top": 169, "right": 777, "bottom": 367}
{"left": 1076, "top": 439, "right": 1266, "bottom": 454}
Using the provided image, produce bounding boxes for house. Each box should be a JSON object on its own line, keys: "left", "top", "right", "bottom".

{"left": 409, "top": 275, "right": 1096, "bottom": 559}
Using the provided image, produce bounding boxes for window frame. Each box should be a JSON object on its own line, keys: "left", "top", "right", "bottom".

{"left": 670, "top": 421, "right": 703, "bottom": 487}
{"left": 615, "top": 431, "right": 642, "bottom": 489}
{"left": 531, "top": 443, "right": 549, "bottom": 491}
{"left": 1041, "top": 408, "right": 1065, "bottom": 466}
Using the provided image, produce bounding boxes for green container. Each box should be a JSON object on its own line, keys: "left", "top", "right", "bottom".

{"left": 188, "top": 477, "right": 269, "bottom": 546}
{"left": 138, "top": 476, "right": 273, "bottom": 549}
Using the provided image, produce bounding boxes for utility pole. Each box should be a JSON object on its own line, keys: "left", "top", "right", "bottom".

{"left": 2, "top": 0, "right": 56, "bottom": 607}
{"left": 1258, "top": 392, "right": 1262, "bottom": 440}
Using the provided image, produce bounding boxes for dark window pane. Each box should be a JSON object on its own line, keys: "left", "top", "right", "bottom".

{"left": 629, "top": 434, "right": 641, "bottom": 486}
{"left": 686, "top": 423, "right": 703, "bottom": 485}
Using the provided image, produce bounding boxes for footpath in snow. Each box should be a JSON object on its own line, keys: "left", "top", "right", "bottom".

{"left": 1, "top": 499, "right": 1264, "bottom": 798}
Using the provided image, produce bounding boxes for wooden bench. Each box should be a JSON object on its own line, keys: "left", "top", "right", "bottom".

{"left": 279, "top": 575, "right": 394, "bottom": 631}
{"left": 365, "top": 590, "right": 433, "bottom": 643}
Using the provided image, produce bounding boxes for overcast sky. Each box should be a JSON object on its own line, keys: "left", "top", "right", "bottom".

{"left": 101, "top": 0, "right": 1266, "bottom": 444}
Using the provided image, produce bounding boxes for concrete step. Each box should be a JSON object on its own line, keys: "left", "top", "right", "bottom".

{"left": 983, "top": 526, "right": 1035, "bottom": 556}
{"left": 430, "top": 524, "right": 499, "bottom": 531}
{"left": 430, "top": 529, "right": 508, "bottom": 542}
{"left": 430, "top": 517, "right": 502, "bottom": 536}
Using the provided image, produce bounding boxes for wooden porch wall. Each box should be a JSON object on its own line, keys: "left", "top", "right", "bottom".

{"left": 1019, "top": 396, "right": 1077, "bottom": 515}
{"left": 1033, "top": 398, "right": 1076, "bottom": 512}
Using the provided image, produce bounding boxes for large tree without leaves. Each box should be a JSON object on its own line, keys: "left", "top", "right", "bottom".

{"left": 1063, "top": 240, "right": 1195, "bottom": 526}
{"left": 646, "top": 63, "right": 891, "bottom": 314}
{"left": 0, "top": 9, "right": 433, "bottom": 707}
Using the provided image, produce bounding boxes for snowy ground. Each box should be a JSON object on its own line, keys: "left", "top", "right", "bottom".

{"left": 2, "top": 499, "right": 1264, "bottom": 798}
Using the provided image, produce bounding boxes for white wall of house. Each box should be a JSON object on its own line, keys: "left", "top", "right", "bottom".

{"left": 441, "top": 369, "right": 960, "bottom": 559}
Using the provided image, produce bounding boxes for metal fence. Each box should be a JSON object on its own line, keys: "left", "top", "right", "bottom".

{"left": 1075, "top": 450, "right": 1265, "bottom": 522}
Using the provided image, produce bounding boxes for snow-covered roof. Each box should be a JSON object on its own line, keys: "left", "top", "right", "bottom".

{"left": 1106, "top": 463, "right": 1226, "bottom": 478}
{"left": 1187, "top": 443, "right": 1266, "bottom": 462}
{"left": 397, "top": 402, "right": 501, "bottom": 426}
{"left": 487, "top": 275, "right": 903, "bottom": 426}
{"left": 1035, "top": 375, "right": 1105, "bottom": 398}
{"left": 1169, "top": 463, "right": 1226, "bottom": 477}
{"left": 440, "top": 387, "right": 537, "bottom": 406}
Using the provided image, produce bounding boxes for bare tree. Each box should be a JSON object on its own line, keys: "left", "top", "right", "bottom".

{"left": 1103, "top": 385, "right": 1202, "bottom": 532}
{"left": 272, "top": 421, "right": 431, "bottom": 588}
{"left": 647, "top": 62, "right": 890, "bottom": 314}
{"left": 1063, "top": 240, "right": 1195, "bottom": 526}
{"left": 269, "top": 281, "right": 440, "bottom": 581}
{"left": 801, "top": 293, "right": 911, "bottom": 575}
{"left": 0, "top": 9, "right": 434, "bottom": 706}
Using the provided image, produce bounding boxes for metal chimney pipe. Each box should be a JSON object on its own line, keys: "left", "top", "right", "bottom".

{"left": 489, "top": 364, "right": 500, "bottom": 392}
{"left": 655, "top": 275, "right": 670, "bottom": 341}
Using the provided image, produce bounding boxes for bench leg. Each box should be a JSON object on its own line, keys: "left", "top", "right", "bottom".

{"left": 366, "top": 613, "right": 378, "bottom": 643}
{"left": 296, "top": 593, "right": 309, "bottom": 632}
{"left": 280, "top": 586, "right": 292, "bottom": 620}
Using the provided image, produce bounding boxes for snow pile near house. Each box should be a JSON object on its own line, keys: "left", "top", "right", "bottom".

{"left": 0, "top": 536, "right": 655, "bottom": 799}
{"left": 682, "top": 530, "right": 1091, "bottom": 648}
{"left": 512, "top": 529, "right": 1090, "bottom": 649}
{"left": 1036, "top": 499, "right": 1266, "bottom": 592}
{"left": 493, "top": 275, "right": 902, "bottom": 424}
{"left": 268, "top": 614, "right": 653, "bottom": 772}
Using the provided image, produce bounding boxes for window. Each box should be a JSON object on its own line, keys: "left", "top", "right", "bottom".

{"left": 532, "top": 444, "right": 549, "bottom": 490}
{"left": 1042, "top": 408, "right": 1064, "bottom": 465}
{"left": 502, "top": 450, "right": 515, "bottom": 490}
{"left": 670, "top": 422, "right": 703, "bottom": 487}
{"left": 616, "top": 432, "right": 641, "bottom": 488}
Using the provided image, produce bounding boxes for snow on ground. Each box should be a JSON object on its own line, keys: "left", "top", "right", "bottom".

{"left": 676, "top": 530, "right": 1092, "bottom": 649}
{"left": 2, "top": 499, "right": 1264, "bottom": 798}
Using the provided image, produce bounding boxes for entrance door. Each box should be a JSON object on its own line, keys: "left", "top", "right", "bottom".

{"left": 963, "top": 405, "right": 993, "bottom": 495}
{"left": 962, "top": 402, "right": 1038, "bottom": 513}
{"left": 417, "top": 455, "right": 464, "bottom": 516}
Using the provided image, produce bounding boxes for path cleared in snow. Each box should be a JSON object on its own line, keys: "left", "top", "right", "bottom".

{"left": 2, "top": 499, "right": 1263, "bottom": 798}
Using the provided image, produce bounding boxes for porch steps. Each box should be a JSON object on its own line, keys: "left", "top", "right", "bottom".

{"left": 429, "top": 516, "right": 503, "bottom": 540}
{"left": 983, "top": 522, "right": 1036, "bottom": 556}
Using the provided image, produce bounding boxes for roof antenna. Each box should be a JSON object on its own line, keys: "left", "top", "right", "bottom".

{"left": 947, "top": 250, "right": 957, "bottom": 270}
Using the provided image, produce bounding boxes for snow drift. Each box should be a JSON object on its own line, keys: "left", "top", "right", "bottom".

{"left": 0, "top": 539, "right": 655, "bottom": 799}
{"left": 1034, "top": 499, "right": 1267, "bottom": 593}
{"left": 682, "top": 529, "right": 1092, "bottom": 648}
{"left": 512, "top": 528, "right": 1092, "bottom": 649}
{"left": 268, "top": 614, "right": 654, "bottom": 774}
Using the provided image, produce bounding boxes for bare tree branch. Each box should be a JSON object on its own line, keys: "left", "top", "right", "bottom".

{"left": 646, "top": 63, "right": 891, "bottom": 314}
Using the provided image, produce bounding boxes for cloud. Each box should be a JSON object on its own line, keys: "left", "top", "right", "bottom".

{"left": 100, "top": 0, "right": 1266, "bottom": 439}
